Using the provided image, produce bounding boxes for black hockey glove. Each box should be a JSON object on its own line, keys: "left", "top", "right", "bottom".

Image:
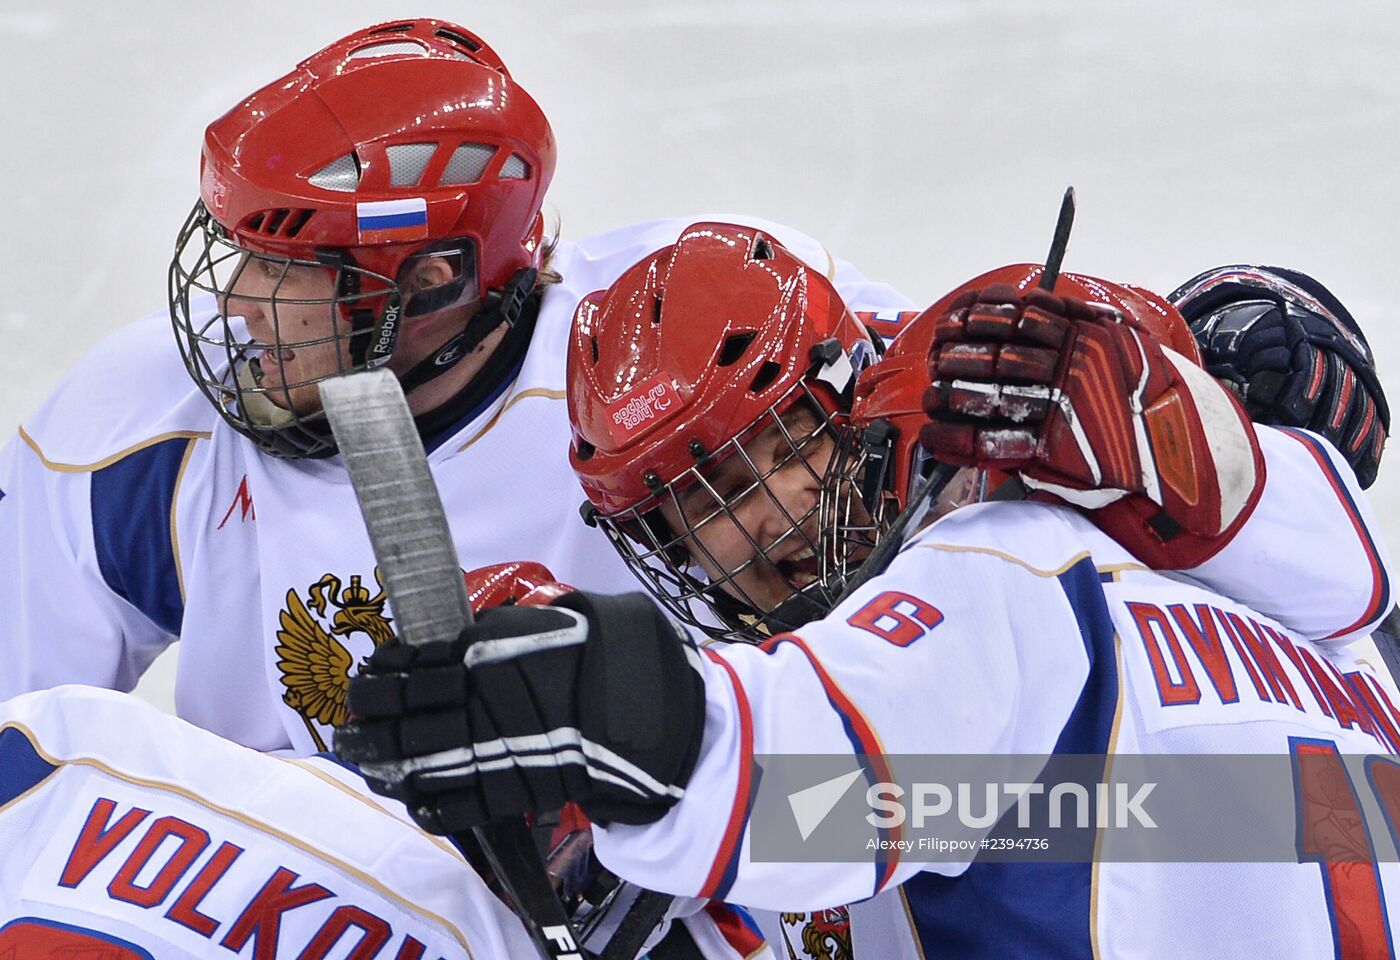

{"left": 333, "top": 591, "right": 706, "bottom": 834}
{"left": 1172, "top": 265, "right": 1389, "bottom": 488}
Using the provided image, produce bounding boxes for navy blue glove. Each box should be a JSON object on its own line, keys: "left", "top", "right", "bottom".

{"left": 1172, "top": 265, "right": 1388, "bottom": 488}
{"left": 334, "top": 591, "right": 706, "bottom": 834}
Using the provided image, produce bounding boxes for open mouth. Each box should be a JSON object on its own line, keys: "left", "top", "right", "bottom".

{"left": 774, "top": 545, "right": 820, "bottom": 591}
{"left": 256, "top": 347, "right": 296, "bottom": 371}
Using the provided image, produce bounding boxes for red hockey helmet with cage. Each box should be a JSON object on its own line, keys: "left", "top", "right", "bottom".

{"left": 849, "top": 263, "right": 1203, "bottom": 511}
{"left": 569, "top": 222, "right": 871, "bottom": 515}
{"left": 199, "top": 18, "right": 555, "bottom": 298}
{"left": 171, "top": 19, "right": 556, "bottom": 458}
{"left": 568, "top": 222, "right": 874, "bottom": 638}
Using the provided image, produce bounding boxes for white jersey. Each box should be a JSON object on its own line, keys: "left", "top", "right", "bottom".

{"left": 0, "top": 216, "right": 911, "bottom": 754}
{"left": 593, "top": 429, "right": 1398, "bottom": 958}
{"left": 0, "top": 685, "right": 543, "bottom": 959}
{"left": 0, "top": 686, "right": 774, "bottom": 960}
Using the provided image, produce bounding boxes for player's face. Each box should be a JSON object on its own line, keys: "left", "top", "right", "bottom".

{"left": 221, "top": 255, "right": 353, "bottom": 415}
{"left": 660, "top": 404, "right": 861, "bottom": 615}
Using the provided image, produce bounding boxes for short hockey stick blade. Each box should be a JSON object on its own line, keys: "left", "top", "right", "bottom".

{"left": 1039, "top": 186, "right": 1076, "bottom": 292}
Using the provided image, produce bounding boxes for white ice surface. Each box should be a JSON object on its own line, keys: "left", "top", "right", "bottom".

{"left": 2, "top": 1, "right": 1397, "bottom": 711}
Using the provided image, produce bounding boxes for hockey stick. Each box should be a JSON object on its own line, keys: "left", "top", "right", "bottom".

{"left": 320, "top": 369, "right": 588, "bottom": 960}
{"left": 834, "top": 187, "right": 1078, "bottom": 603}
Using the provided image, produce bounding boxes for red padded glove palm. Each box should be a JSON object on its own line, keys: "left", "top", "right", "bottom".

{"left": 920, "top": 283, "right": 1265, "bottom": 568}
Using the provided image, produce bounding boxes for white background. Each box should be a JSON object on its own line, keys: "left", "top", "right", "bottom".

{"left": 3, "top": 2, "right": 1397, "bottom": 709}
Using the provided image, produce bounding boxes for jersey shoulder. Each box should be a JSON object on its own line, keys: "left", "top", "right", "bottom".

{"left": 20, "top": 305, "right": 217, "bottom": 468}
{"left": 908, "top": 499, "right": 1140, "bottom": 576}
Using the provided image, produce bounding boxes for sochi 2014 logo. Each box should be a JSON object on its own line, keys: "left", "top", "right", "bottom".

{"left": 608, "top": 379, "right": 678, "bottom": 435}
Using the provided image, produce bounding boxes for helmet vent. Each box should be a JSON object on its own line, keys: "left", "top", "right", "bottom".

{"left": 285, "top": 209, "right": 314, "bottom": 237}
{"left": 717, "top": 331, "right": 757, "bottom": 367}
{"left": 387, "top": 143, "right": 436, "bottom": 187}
{"left": 370, "top": 22, "right": 415, "bottom": 34}
{"left": 246, "top": 208, "right": 312, "bottom": 237}
{"left": 500, "top": 153, "right": 530, "bottom": 180}
{"left": 435, "top": 27, "right": 483, "bottom": 52}
{"left": 441, "top": 143, "right": 497, "bottom": 185}
{"left": 651, "top": 293, "right": 663, "bottom": 326}
{"left": 575, "top": 439, "right": 596, "bottom": 462}
{"left": 590, "top": 336, "right": 600, "bottom": 363}
{"left": 348, "top": 40, "right": 425, "bottom": 59}
{"left": 309, "top": 154, "right": 361, "bottom": 192}
{"left": 749, "top": 361, "right": 783, "bottom": 393}
{"left": 752, "top": 237, "right": 775, "bottom": 261}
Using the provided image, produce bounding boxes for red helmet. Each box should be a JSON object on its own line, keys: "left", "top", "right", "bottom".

{"left": 825, "top": 264, "right": 1203, "bottom": 560}
{"left": 568, "top": 222, "right": 875, "bottom": 639}
{"left": 170, "top": 19, "right": 556, "bottom": 457}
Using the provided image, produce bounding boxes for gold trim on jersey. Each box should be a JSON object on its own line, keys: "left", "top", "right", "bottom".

{"left": 915, "top": 543, "right": 1094, "bottom": 579}
{"left": 169, "top": 439, "right": 200, "bottom": 604}
{"left": 0, "top": 720, "right": 482, "bottom": 960}
{"left": 454, "top": 387, "right": 566, "bottom": 453}
{"left": 284, "top": 757, "right": 467, "bottom": 865}
{"left": 1095, "top": 562, "right": 1151, "bottom": 582}
{"left": 0, "top": 750, "right": 61, "bottom": 819}
{"left": 897, "top": 886, "right": 931, "bottom": 960}
{"left": 19, "top": 426, "right": 211, "bottom": 473}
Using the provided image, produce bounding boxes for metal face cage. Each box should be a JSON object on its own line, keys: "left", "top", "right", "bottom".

{"left": 819, "top": 420, "right": 905, "bottom": 597}
{"left": 592, "top": 381, "right": 875, "bottom": 643}
{"left": 169, "top": 201, "right": 403, "bottom": 458}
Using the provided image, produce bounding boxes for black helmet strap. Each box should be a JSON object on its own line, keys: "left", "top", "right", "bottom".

{"left": 397, "top": 267, "right": 538, "bottom": 395}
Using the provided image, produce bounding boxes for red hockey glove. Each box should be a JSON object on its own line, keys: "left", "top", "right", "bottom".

{"left": 920, "top": 283, "right": 1265, "bottom": 568}
{"left": 464, "top": 561, "right": 574, "bottom": 612}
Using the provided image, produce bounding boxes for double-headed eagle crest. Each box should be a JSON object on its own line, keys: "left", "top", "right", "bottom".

{"left": 779, "top": 908, "right": 853, "bottom": 960}
{"left": 275, "top": 571, "right": 396, "bottom": 750}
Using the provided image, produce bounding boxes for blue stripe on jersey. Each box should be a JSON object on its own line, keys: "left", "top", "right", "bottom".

{"left": 904, "top": 556, "right": 1118, "bottom": 959}
{"left": 0, "top": 726, "right": 58, "bottom": 806}
{"left": 1052, "top": 556, "right": 1122, "bottom": 754}
{"left": 729, "top": 904, "right": 764, "bottom": 939}
{"left": 91, "top": 438, "right": 193, "bottom": 635}
{"left": 1279, "top": 427, "right": 1392, "bottom": 633}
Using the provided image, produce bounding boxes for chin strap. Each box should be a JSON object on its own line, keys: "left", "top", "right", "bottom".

{"left": 397, "top": 267, "right": 538, "bottom": 395}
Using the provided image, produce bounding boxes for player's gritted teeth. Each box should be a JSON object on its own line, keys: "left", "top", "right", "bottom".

{"left": 775, "top": 545, "right": 820, "bottom": 590}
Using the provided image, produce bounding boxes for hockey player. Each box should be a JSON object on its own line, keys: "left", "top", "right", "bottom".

{"left": 0, "top": 684, "right": 545, "bottom": 959}
{"left": 0, "top": 589, "right": 769, "bottom": 960}
{"left": 0, "top": 19, "right": 911, "bottom": 753}
{"left": 335, "top": 223, "right": 1399, "bottom": 957}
